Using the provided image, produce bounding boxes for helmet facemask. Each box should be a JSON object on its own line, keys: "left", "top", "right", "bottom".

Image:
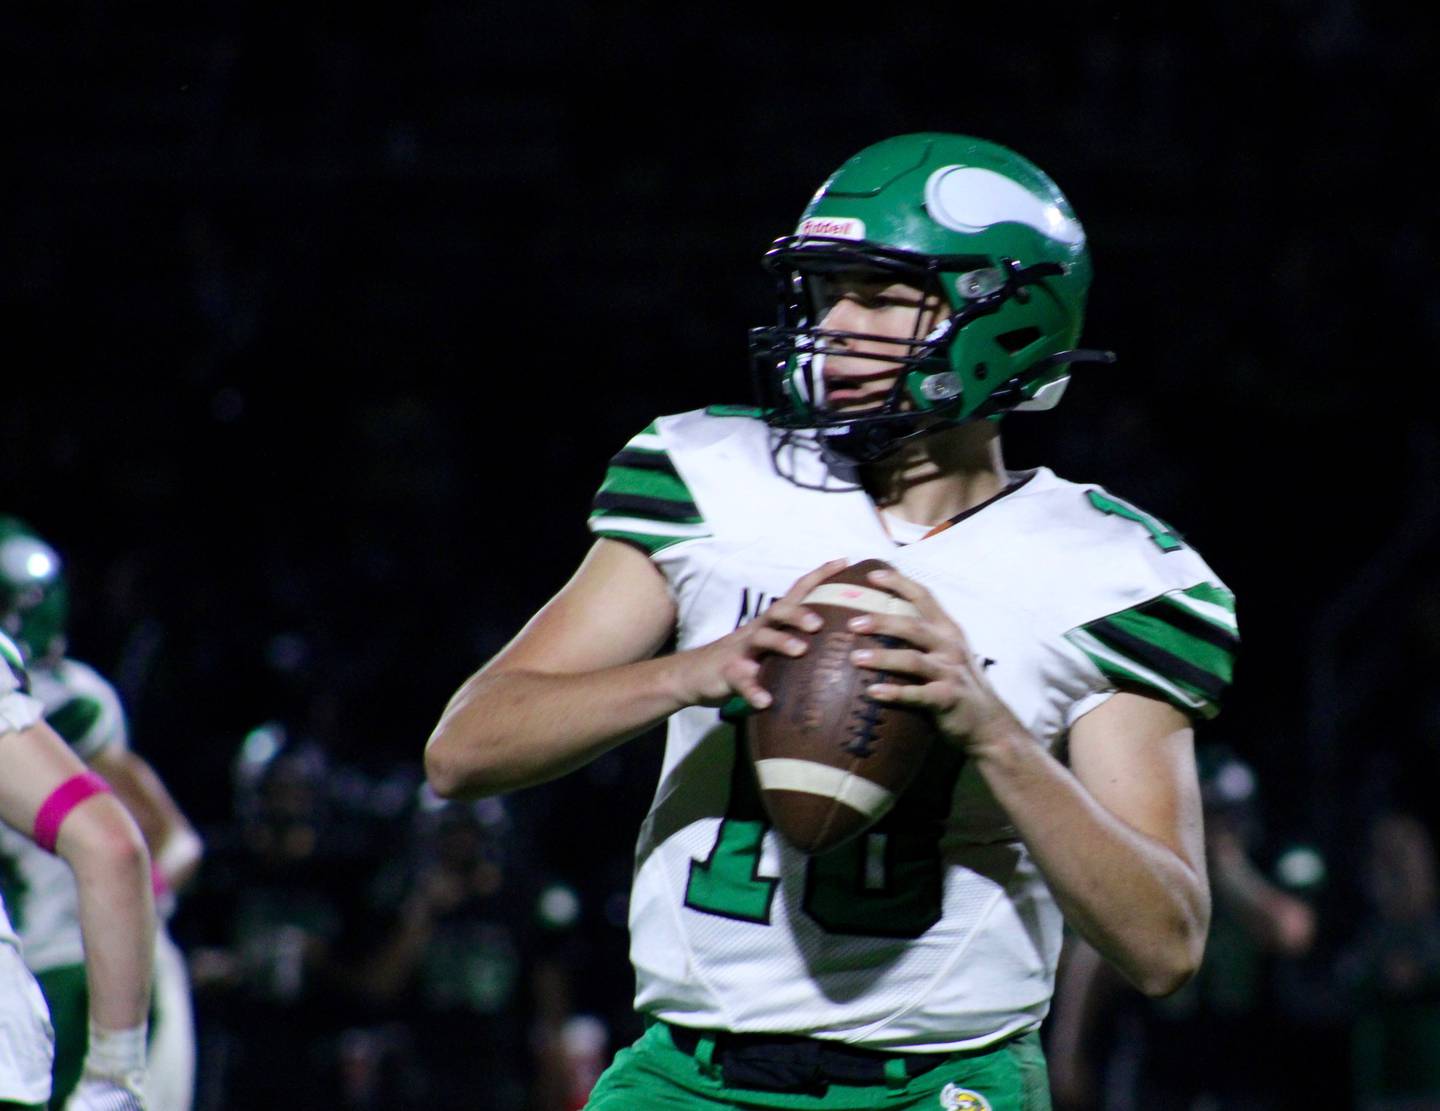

{"left": 750, "top": 237, "right": 1076, "bottom": 465}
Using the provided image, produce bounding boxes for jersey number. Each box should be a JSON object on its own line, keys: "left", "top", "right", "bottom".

{"left": 685, "top": 732, "right": 964, "bottom": 939}
{"left": 1086, "top": 490, "right": 1186, "bottom": 552}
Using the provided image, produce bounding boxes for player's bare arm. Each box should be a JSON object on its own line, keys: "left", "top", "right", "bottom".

{"left": 851, "top": 565, "right": 1209, "bottom": 996}
{"left": 425, "top": 539, "right": 843, "bottom": 799}
{"left": 0, "top": 719, "right": 156, "bottom": 1030}
{"left": 91, "top": 744, "right": 204, "bottom": 895}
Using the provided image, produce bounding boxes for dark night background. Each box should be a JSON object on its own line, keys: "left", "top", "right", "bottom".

{"left": 5, "top": 2, "right": 1440, "bottom": 1106}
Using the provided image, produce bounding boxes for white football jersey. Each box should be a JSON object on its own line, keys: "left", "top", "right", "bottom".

{"left": 588, "top": 409, "right": 1237, "bottom": 1052}
{"left": 0, "top": 941, "right": 53, "bottom": 1103}
{"left": 0, "top": 658, "right": 129, "bottom": 971}
{"left": 0, "top": 631, "right": 42, "bottom": 737}
{"left": 0, "top": 631, "right": 43, "bottom": 954}
{"left": 0, "top": 632, "right": 53, "bottom": 1107}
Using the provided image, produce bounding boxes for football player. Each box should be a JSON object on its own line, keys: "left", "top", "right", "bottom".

{"left": 1, "top": 628, "right": 155, "bottom": 1111}
{"left": 426, "top": 134, "right": 1238, "bottom": 1110}
{"left": 0, "top": 519, "right": 201, "bottom": 1110}
{"left": 1046, "top": 746, "right": 1318, "bottom": 1109}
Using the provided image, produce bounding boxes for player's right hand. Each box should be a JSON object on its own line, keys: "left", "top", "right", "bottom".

{"left": 63, "top": 1075, "right": 147, "bottom": 1111}
{"left": 674, "top": 559, "right": 846, "bottom": 710}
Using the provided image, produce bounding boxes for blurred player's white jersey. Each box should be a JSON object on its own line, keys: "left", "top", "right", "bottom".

{"left": 0, "top": 650, "right": 197, "bottom": 1110}
{"left": 0, "top": 630, "right": 56, "bottom": 1104}
{"left": 590, "top": 409, "right": 1237, "bottom": 1052}
{"left": 0, "top": 658, "right": 127, "bottom": 971}
{"left": 0, "top": 628, "right": 42, "bottom": 741}
{"left": 0, "top": 631, "right": 45, "bottom": 952}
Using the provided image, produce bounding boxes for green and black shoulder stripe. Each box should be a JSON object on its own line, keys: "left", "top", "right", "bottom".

{"left": 1065, "top": 582, "right": 1238, "bottom": 720}
{"left": 0, "top": 631, "right": 29, "bottom": 695}
{"left": 588, "top": 422, "right": 711, "bottom": 554}
{"left": 47, "top": 696, "right": 105, "bottom": 754}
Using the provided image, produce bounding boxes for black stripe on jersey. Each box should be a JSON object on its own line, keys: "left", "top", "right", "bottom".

{"left": 593, "top": 491, "right": 701, "bottom": 522}
{"left": 47, "top": 697, "right": 104, "bottom": 748}
{"left": 3, "top": 657, "right": 29, "bottom": 695}
{"left": 0, "top": 634, "right": 29, "bottom": 695}
{"left": 1137, "top": 597, "right": 1240, "bottom": 655}
{"left": 1086, "top": 621, "right": 1228, "bottom": 703}
{"left": 611, "top": 449, "right": 678, "bottom": 474}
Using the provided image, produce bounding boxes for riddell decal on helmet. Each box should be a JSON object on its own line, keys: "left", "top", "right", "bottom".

{"left": 797, "top": 216, "right": 866, "bottom": 240}
{"left": 939, "top": 1083, "right": 992, "bottom": 1111}
{"left": 924, "top": 166, "right": 1084, "bottom": 246}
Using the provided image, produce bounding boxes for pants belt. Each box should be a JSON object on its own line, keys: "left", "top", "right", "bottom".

{"left": 665, "top": 1022, "right": 938, "bottom": 1093}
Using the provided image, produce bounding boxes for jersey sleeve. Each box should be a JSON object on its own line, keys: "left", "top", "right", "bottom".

{"left": 1063, "top": 581, "right": 1238, "bottom": 720}
{"left": 45, "top": 661, "right": 130, "bottom": 761}
{"left": 587, "top": 421, "right": 712, "bottom": 554}
{"left": 0, "top": 631, "right": 43, "bottom": 733}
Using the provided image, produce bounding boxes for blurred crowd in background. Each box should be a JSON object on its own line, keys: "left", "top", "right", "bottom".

{"left": 163, "top": 723, "right": 1440, "bottom": 1109}
{"left": 177, "top": 723, "right": 622, "bottom": 1110}
{"left": 5, "top": 1, "right": 1439, "bottom": 1107}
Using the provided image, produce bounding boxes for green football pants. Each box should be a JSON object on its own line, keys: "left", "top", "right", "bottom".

{"left": 33, "top": 966, "right": 86, "bottom": 1111}
{"left": 584, "top": 1020, "right": 1051, "bottom": 1111}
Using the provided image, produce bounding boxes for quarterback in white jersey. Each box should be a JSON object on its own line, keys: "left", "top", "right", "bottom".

{"left": 427, "top": 134, "right": 1236, "bottom": 1111}
{"left": 588, "top": 410, "right": 1233, "bottom": 1052}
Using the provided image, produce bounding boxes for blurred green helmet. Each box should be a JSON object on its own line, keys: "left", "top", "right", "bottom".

{"left": 0, "top": 516, "right": 68, "bottom": 663}
{"left": 749, "top": 133, "right": 1112, "bottom": 464}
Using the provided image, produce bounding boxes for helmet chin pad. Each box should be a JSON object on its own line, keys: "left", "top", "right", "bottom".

{"left": 817, "top": 409, "right": 959, "bottom": 467}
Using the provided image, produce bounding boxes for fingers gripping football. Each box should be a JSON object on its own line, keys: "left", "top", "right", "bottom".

{"left": 685, "top": 559, "right": 847, "bottom": 710}
{"left": 847, "top": 568, "right": 1018, "bottom": 747}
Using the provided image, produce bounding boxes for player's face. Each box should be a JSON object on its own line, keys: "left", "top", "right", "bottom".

{"left": 812, "top": 275, "right": 948, "bottom": 412}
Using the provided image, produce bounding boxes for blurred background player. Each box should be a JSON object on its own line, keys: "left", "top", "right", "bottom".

{"left": 1339, "top": 810, "right": 1440, "bottom": 1108}
{"left": 0, "top": 517, "right": 201, "bottom": 1110}
{"left": 426, "top": 133, "right": 1238, "bottom": 1110}
{"left": 1046, "top": 744, "right": 1323, "bottom": 1110}
{"left": 1, "top": 628, "right": 155, "bottom": 1111}
{"left": 181, "top": 725, "right": 372, "bottom": 1107}
{"left": 182, "top": 724, "right": 589, "bottom": 1109}
{"left": 354, "top": 786, "right": 582, "bottom": 1110}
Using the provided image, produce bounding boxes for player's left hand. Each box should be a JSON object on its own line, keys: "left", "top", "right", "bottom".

{"left": 845, "top": 566, "right": 1022, "bottom": 753}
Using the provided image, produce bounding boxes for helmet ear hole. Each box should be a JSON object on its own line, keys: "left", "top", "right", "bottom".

{"left": 996, "top": 327, "right": 1042, "bottom": 353}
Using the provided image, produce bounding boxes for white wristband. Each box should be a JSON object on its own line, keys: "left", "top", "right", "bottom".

{"left": 84, "top": 1020, "right": 148, "bottom": 1080}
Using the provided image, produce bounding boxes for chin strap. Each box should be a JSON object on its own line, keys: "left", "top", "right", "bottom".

{"left": 818, "top": 412, "right": 952, "bottom": 468}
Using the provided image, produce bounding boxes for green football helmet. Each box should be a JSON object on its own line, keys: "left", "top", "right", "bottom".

{"left": 749, "top": 133, "right": 1113, "bottom": 464}
{"left": 0, "top": 515, "right": 68, "bottom": 663}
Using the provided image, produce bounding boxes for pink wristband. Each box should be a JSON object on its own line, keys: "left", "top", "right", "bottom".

{"left": 33, "top": 771, "right": 111, "bottom": 853}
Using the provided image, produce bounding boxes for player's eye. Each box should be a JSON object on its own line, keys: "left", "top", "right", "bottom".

{"left": 866, "top": 292, "right": 923, "bottom": 309}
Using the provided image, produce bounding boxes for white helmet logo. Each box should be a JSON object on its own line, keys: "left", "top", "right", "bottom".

{"left": 924, "top": 166, "right": 1085, "bottom": 246}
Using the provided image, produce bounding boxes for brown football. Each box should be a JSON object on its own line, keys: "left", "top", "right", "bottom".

{"left": 748, "top": 559, "right": 937, "bottom": 854}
